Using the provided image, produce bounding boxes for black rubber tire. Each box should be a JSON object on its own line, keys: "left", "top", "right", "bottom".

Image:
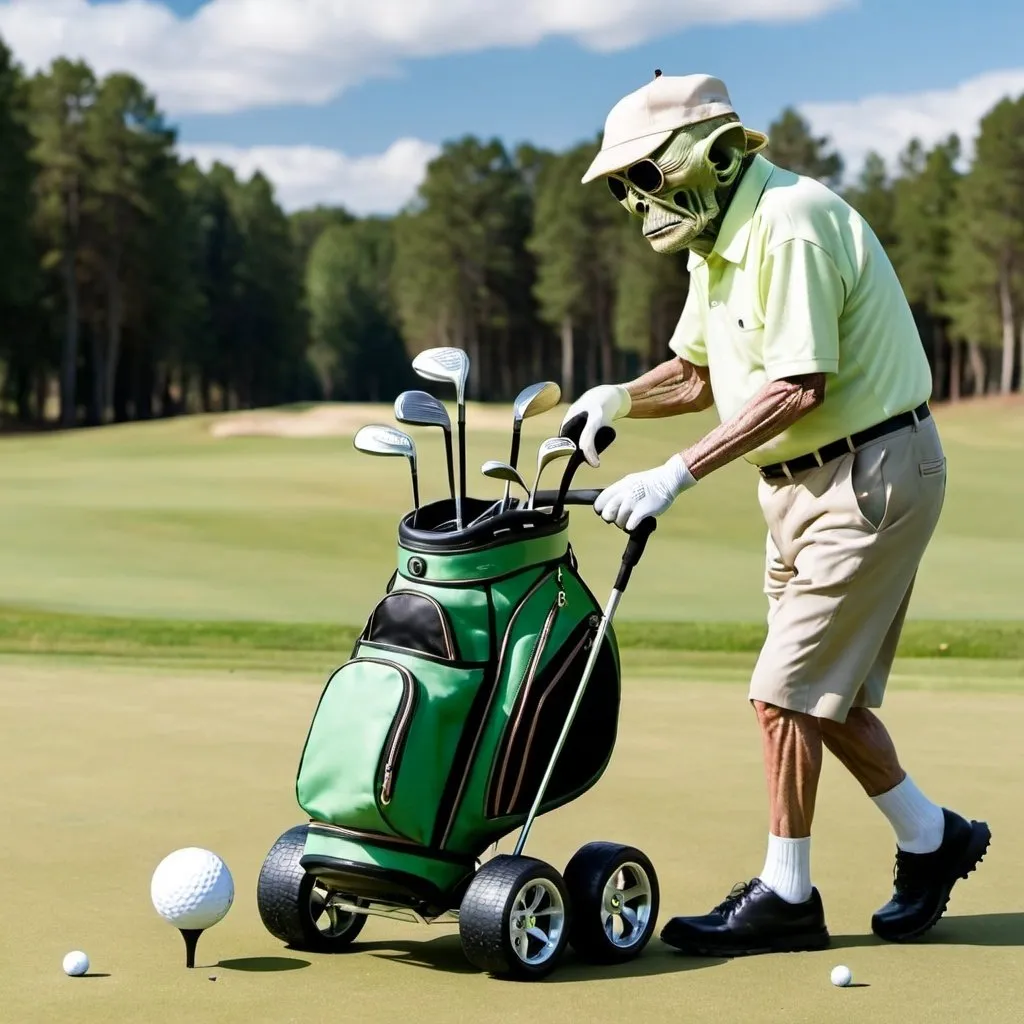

{"left": 256, "top": 824, "right": 367, "bottom": 953}
{"left": 459, "top": 854, "right": 571, "bottom": 980}
{"left": 562, "top": 842, "right": 659, "bottom": 964}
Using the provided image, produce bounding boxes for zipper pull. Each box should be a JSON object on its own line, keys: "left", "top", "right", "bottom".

{"left": 557, "top": 566, "right": 566, "bottom": 608}
{"left": 381, "top": 764, "right": 394, "bottom": 805}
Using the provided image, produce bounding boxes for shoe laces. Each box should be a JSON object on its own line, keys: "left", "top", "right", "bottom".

{"left": 712, "top": 880, "right": 757, "bottom": 915}
{"left": 892, "top": 848, "right": 930, "bottom": 895}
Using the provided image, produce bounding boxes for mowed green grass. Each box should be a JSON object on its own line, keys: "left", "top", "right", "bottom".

{"left": 1, "top": 398, "right": 1022, "bottom": 625}
{"left": 1, "top": 655, "right": 1021, "bottom": 1024}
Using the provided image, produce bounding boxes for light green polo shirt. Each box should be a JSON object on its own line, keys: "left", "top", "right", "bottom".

{"left": 668, "top": 154, "right": 932, "bottom": 467}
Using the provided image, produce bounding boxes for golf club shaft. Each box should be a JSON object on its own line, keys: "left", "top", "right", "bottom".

{"left": 502, "top": 423, "right": 523, "bottom": 513}
{"left": 457, "top": 406, "right": 466, "bottom": 530}
{"left": 443, "top": 432, "right": 456, "bottom": 500}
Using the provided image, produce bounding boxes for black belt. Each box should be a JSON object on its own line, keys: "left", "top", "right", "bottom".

{"left": 758, "top": 403, "right": 930, "bottom": 480}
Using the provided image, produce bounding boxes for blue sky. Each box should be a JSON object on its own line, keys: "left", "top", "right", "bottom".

{"left": 3, "top": 0, "right": 1024, "bottom": 212}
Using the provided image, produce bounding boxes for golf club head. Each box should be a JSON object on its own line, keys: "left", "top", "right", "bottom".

{"left": 354, "top": 423, "right": 420, "bottom": 512}
{"left": 353, "top": 424, "right": 416, "bottom": 460}
{"left": 481, "top": 459, "right": 528, "bottom": 492}
{"left": 513, "top": 381, "right": 561, "bottom": 425}
{"left": 411, "top": 347, "right": 470, "bottom": 403}
{"left": 528, "top": 436, "right": 576, "bottom": 509}
{"left": 394, "top": 390, "right": 451, "bottom": 431}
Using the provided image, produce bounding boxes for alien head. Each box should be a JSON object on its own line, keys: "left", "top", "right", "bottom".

{"left": 583, "top": 73, "right": 768, "bottom": 256}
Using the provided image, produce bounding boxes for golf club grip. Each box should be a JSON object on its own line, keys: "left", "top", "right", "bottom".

{"left": 615, "top": 517, "right": 657, "bottom": 592}
{"left": 552, "top": 426, "right": 615, "bottom": 519}
{"left": 533, "top": 488, "right": 600, "bottom": 506}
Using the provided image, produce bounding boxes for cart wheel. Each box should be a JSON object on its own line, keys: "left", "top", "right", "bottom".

{"left": 563, "top": 842, "right": 659, "bottom": 964}
{"left": 256, "top": 824, "right": 367, "bottom": 953}
{"left": 459, "top": 854, "right": 571, "bottom": 980}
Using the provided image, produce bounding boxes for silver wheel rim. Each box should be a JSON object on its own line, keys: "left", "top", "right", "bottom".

{"left": 309, "top": 882, "right": 357, "bottom": 939}
{"left": 508, "top": 878, "right": 565, "bottom": 965}
{"left": 600, "top": 862, "right": 653, "bottom": 948}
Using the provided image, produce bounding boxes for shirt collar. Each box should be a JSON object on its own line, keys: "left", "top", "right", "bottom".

{"left": 686, "top": 154, "right": 775, "bottom": 270}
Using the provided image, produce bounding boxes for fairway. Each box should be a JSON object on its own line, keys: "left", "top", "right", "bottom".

{"left": 1, "top": 654, "right": 1021, "bottom": 1024}
{"left": 1, "top": 398, "right": 1022, "bottom": 625}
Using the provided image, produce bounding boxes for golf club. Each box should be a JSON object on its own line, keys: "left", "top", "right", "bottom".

{"left": 394, "top": 390, "right": 456, "bottom": 502}
{"left": 551, "top": 422, "right": 617, "bottom": 520}
{"left": 483, "top": 460, "right": 530, "bottom": 511}
{"left": 503, "top": 381, "right": 561, "bottom": 509}
{"left": 527, "top": 437, "right": 576, "bottom": 510}
{"left": 353, "top": 424, "right": 419, "bottom": 521}
{"left": 411, "top": 347, "right": 470, "bottom": 530}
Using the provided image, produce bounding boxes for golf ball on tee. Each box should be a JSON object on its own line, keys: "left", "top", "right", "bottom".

{"left": 63, "top": 951, "right": 89, "bottom": 976}
{"left": 831, "top": 964, "right": 853, "bottom": 987}
{"left": 150, "top": 848, "right": 234, "bottom": 930}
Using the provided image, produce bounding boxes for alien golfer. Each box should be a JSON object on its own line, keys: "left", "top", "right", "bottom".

{"left": 564, "top": 72, "right": 991, "bottom": 955}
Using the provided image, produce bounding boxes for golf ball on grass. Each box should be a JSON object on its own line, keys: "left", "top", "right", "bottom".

{"left": 150, "top": 847, "right": 234, "bottom": 930}
{"left": 63, "top": 951, "right": 90, "bottom": 977}
{"left": 831, "top": 964, "right": 853, "bottom": 987}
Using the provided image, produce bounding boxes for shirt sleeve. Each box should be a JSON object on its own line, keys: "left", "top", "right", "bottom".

{"left": 667, "top": 282, "right": 708, "bottom": 367}
{"left": 759, "top": 238, "right": 844, "bottom": 380}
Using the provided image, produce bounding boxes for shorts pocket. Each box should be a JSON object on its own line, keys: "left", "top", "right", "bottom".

{"left": 919, "top": 457, "right": 946, "bottom": 478}
{"left": 849, "top": 448, "right": 889, "bottom": 532}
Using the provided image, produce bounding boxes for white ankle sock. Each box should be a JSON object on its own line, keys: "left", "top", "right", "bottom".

{"left": 872, "top": 775, "right": 945, "bottom": 853}
{"left": 759, "top": 834, "right": 812, "bottom": 904}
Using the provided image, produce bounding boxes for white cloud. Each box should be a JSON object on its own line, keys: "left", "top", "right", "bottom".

{"left": 800, "top": 68, "right": 1024, "bottom": 179}
{"left": 179, "top": 137, "right": 440, "bottom": 214}
{"left": 0, "top": 0, "right": 852, "bottom": 115}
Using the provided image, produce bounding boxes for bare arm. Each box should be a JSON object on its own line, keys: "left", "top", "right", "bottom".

{"left": 682, "top": 373, "right": 826, "bottom": 480}
{"left": 623, "top": 357, "right": 714, "bottom": 418}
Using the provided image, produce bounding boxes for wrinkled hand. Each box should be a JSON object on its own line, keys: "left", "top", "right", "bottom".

{"left": 594, "top": 454, "right": 697, "bottom": 531}
{"left": 560, "top": 384, "right": 632, "bottom": 467}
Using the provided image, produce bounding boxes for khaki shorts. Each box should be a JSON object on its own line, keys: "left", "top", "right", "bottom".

{"left": 748, "top": 413, "right": 946, "bottom": 722}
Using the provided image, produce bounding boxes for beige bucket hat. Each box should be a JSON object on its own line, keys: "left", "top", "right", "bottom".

{"left": 581, "top": 72, "right": 769, "bottom": 184}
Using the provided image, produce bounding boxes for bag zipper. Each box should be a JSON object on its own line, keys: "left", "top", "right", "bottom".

{"left": 366, "top": 590, "right": 457, "bottom": 661}
{"left": 379, "top": 665, "right": 417, "bottom": 806}
{"left": 489, "top": 568, "right": 566, "bottom": 817}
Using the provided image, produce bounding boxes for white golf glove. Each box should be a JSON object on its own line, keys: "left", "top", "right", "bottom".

{"left": 560, "top": 384, "right": 632, "bottom": 467}
{"left": 594, "top": 454, "right": 698, "bottom": 532}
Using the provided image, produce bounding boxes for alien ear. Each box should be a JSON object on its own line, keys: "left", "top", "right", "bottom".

{"left": 702, "top": 122, "right": 748, "bottom": 187}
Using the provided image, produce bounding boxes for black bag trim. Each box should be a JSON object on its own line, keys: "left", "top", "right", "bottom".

{"left": 355, "top": 641, "right": 485, "bottom": 671}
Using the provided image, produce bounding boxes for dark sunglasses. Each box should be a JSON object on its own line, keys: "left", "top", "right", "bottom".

{"left": 607, "top": 159, "right": 665, "bottom": 201}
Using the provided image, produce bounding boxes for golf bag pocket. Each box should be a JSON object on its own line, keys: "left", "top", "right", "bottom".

{"left": 486, "top": 618, "right": 619, "bottom": 820}
{"left": 363, "top": 590, "right": 459, "bottom": 661}
{"left": 296, "top": 655, "right": 486, "bottom": 847}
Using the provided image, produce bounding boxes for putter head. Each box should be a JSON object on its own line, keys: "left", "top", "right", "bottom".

{"left": 394, "top": 390, "right": 451, "bottom": 431}
{"left": 353, "top": 424, "right": 416, "bottom": 460}
{"left": 481, "top": 459, "right": 528, "bottom": 491}
{"left": 513, "top": 381, "right": 561, "bottom": 424}
{"left": 411, "top": 347, "right": 470, "bottom": 401}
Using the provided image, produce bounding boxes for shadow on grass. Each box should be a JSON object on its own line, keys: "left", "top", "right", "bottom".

{"left": 357, "top": 934, "right": 727, "bottom": 980}
{"left": 830, "top": 912, "right": 1024, "bottom": 950}
{"left": 77, "top": 973, "right": 111, "bottom": 979}
{"left": 215, "top": 956, "right": 311, "bottom": 972}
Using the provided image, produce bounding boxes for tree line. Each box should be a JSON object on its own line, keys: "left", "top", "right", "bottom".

{"left": 2, "top": 39, "right": 1024, "bottom": 430}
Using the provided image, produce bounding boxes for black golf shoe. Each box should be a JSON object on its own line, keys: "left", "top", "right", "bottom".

{"left": 872, "top": 808, "right": 991, "bottom": 942}
{"left": 659, "top": 879, "right": 830, "bottom": 957}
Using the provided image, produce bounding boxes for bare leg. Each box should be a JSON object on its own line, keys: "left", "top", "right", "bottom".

{"left": 753, "top": 700, "right": 822, "bottom": 838}
{"left": 819, "top": 707, "right": 905, "bottom": 797}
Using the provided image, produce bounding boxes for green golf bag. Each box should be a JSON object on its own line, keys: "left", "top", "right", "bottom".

{"left": 294, "top": 496, "right": 621, "bottom": 914}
